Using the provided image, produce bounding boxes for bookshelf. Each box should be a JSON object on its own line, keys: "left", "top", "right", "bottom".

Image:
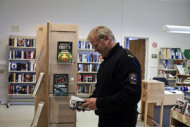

{"left": 158, "top": 48, "right": 190, "bottom": 87}
{"left": 77, "top": 40, "right": 102, "bottom": 98}
{"left": 7, "top": 36, "right": 36, "bottom": 107}
{"left": 170, "top": 107, "right": 190, "bottom": 127}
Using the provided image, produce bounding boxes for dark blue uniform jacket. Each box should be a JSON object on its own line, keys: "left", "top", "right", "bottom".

{"left": 90, "top": 43, "right": 141, "bottom": 126}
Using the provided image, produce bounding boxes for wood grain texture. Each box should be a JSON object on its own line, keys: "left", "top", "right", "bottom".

{"left": 35, "top": 23, "right": 49, "bottom": 127}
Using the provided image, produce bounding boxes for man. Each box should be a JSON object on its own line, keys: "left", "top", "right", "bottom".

{"left": 81, "top": 26, "right": 141, "bottom": 127}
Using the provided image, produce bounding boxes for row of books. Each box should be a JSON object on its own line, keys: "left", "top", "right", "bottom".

{"left": 78, "top": 64, "right": 99, "bottom": 72}
{"left": 78, "top": 41, "right": 93, "bottom": 50}
{"left": 77, "top": 74, "right": 97, "bottom": 82}
{"left": 160, "top": 48, "right": 184, "bottom": 59}
{"left": 9, "top": 50, "right": 36, "bottom": 59}
{"left": 174, "top": 98, "right": 190, "bottom": 117}
{"left": 160, "top": 59, "right": 186, "bottom": 69}
{"left": 177, "top": 77, "right": 190, "bottom": 84}
{"left": 158, "top": 70, "right": 175, "bottom": 80}
{"left": 8, "top": 73, "right": 36, "bottom": 83}
{"left": 77, "top": 85, "right": 92, "bottom": 94}
{"left": 9, "top": 37, "right": 36, "bottom": 47}
{"left": 9, "top": 62, "right": 36, "bottom": 71}
{"left": 78, "top": 54, "right": 102, "bottom": 63}
{"left": 8, "top": 84, "right": 35, "bottom": 94}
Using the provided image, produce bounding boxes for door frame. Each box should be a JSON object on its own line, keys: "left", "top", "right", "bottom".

{"left": 124, "top": 36, "right": 149, "bottom": 80}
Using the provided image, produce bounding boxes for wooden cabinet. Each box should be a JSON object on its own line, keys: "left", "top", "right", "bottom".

{"left": 141, "top": 80, "right": 164, "bottom": 127}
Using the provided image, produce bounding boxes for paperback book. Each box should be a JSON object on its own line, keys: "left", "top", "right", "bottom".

{"left": 53, "top": 74, "right": 68, "bottom": 96}
{"left": 57, "top": 41, "right": 72, "bottom": 63}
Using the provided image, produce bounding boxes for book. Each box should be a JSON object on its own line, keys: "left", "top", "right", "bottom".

{"left": 176, "top": 65, "right": 185, "bottom": 74}
{"left": 53, "top": 74, "right": 69, "bottom": 96}
{"left": 184, "top": 103, "right": 190, "bottom": 117}
{"left": 174, "top": 99, "right": 188, "bottom": 114}
{"left": 57, "top": 41, "right": 72, "bottom": 63}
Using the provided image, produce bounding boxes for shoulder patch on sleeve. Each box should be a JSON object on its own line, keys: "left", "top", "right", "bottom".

{"left": 129, "top": 73, "right": 137, "bottom": 85}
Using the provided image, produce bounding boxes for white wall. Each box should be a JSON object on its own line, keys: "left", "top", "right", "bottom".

{"left": 0, "top": 0, "right": 190, "bottom": 103}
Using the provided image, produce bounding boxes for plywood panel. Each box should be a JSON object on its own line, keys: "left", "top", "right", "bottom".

{"left": 49, "top": 32, "right": 78, "bottom": 63}
{"left": 49, "top": 25, "right": 78, "bottom": 95}
{"left": 51, "top": 24, "right": 78, "bottom": 32}
{"left": 35, "top": 24, "right": 49, "bottom": 127}
{"left": 49, "top": 64, "right": 76, "bottom": 94}
{"left": 49, "top": 96, "right": 76, "bottom": 124}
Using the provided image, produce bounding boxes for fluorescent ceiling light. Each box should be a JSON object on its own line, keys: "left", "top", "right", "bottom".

{"left": 162, "top": 25, "right": 190, "bottom": 34}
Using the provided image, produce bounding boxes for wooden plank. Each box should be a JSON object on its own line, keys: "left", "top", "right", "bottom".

{"left": 31, "top": 101, "right": 45, "bottom": 127}
{"left": 49, "top": 96, "right": 76, "bottom": 124}
{"left": 35, "top": 23, "right": 49, "bottom": 127}
{"left": 50, "top": 24, "right": 78, "bottom": 32}
{"left": 142, "top": 80, "right": 164, "bottom": 91}
{"left": 49, "top": 24, "right": 78, "bottom": 95}
{"left": 141, "top": 90, "right": 164, "bottom": 101}
{"left": 157, "top": 93, "right": 184, "bottom": 106}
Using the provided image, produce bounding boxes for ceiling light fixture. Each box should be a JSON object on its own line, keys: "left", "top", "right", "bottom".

{"left": 162, "top": 25, "right": 190, "bottom": 34}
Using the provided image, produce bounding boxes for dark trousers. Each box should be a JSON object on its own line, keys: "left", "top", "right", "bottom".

{"left": 98, "top": 113, "right": 137, "bottom": 127}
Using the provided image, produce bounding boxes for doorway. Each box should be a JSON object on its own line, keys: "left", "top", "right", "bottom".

{"left": 124, "top": 37, "right": 148, "bottom": 80}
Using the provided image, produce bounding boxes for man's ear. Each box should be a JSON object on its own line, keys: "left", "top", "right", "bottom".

{"left": 104, "top": 35, "right": 109, "bottom": 41}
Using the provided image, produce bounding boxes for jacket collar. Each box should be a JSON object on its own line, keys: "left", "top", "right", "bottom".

{"left": 103, "top": 43, "right": 120, "bottom": 60}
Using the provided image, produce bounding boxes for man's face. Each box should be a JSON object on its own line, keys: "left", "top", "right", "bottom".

{"left": 90, "top": 34, "right": 107, "bottom": 57}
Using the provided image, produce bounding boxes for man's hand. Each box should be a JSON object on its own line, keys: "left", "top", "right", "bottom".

{"left": 81, "top": 98, "right": 97, "bottom": 110}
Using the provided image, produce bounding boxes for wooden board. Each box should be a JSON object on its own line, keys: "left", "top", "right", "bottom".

{"left": 49, "top": 24, "right": 78, "bottom": 95}
{"left": 141, "top": 90, "right": 164, "bottom": 102}
{"left": 49, "top": 96, "right": 76, "bottom": 124}
{"left": 157, "top": 93, "right": 184, "bottom": 106}
{"left": 35, "top": 24, "right": 49, "bottom": 127}
{"left": 142, "top": 80, "right": 164, "bottom": 91}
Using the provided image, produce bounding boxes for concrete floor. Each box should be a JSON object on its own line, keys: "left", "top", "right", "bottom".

{"left": 0, "top": 105, "right": 147, "bottom": 127}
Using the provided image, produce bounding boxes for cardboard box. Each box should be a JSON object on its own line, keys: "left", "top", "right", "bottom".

{"left": 49, "top": 96, "right": 76, "bottom": 124}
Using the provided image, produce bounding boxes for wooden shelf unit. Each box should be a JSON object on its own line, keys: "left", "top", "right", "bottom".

{"left": 7, "top": 35, "right": 36, "bottom": 107}
{"left": 77, "top": 40, "right": 101, "bottom": 98}
{"left": 170, "top": 107, "right": 190, "bottom": 127}
{"left": 158, "top": 48, "right": 190, "bottom": 87}
{"left": 35, "top": 22, "right": 78, "bottom": 127}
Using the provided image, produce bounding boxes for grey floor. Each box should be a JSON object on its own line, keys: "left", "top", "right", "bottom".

{"left": 0, "top": 105, "right": 147, "bottom": 127}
